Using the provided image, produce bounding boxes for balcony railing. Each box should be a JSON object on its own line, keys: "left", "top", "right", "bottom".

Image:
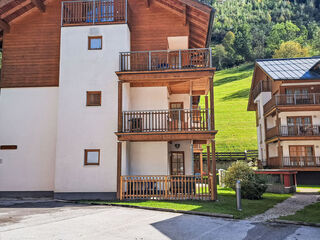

{"left": 120, "top": 175, "right": 214, "bottom": 200}
{"left": 121, "top": 109, "right": 212, "bottom": 133}
{"left": 61, "top": 0, "right": 127, "bottom": 26}
{"left": 196, "top": 0, "right": 213, "bottom": 6}
{"left": 264, "top": 93, "right": 320, "bottom": 113}
{"left": 119, "top": 48, "right": 212, "bottom": 72}
{"left": 266, "top": 125, "right": 320, "bottom": 140}
{"left": 252, "top": 80, "right": 272, "bottom": 100}
{"left": 283, "top": 157, "right": 320, "bottom": 168}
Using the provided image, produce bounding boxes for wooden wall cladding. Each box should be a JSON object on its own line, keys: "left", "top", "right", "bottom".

{"left": 0, "top": 0, "right": 60, "bottom": 88}
{"left": 128, "top": 0, "right": 189, "bottom": 51}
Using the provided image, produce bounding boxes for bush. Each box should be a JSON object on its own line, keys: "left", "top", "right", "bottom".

{"left": 225, "top": 161, "right": 267, "bottom": 200}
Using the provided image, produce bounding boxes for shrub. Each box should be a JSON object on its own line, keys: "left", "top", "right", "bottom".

{"left": 225, "top": 161, "right": 267, "bottom": 200}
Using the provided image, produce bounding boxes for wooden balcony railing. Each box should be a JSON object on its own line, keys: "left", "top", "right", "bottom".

{"left": 120, "top": 175, "right": 214, "bottom": 200}
{"left": 266, "top": 125, "right": 320, "bottom": 140}
{"left": 61, "top": 0, "right": 127, "bottom": 26}
{"left": 119, "top": 48, "right": 212, "bottom": 72}
{"left": 264, "top": 93, "right": 320, "bottom": 114}
{"left": 252, "top": 80, "right": 272, "bottom": 100}
{"left": 268, "top": 157, "right": 282, "bottom": 168}
{"left": 283, "top": 157, "right": 320, "bottom": 168}
{"left": 121, "top": 109, "right": 212, "bottom": 133}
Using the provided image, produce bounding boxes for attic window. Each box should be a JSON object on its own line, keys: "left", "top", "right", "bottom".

{"left": 86, "top": 91, "right": 101, "bottom": 106}
{"left": 88, "top": 36, "right": 102, "bottom": 50}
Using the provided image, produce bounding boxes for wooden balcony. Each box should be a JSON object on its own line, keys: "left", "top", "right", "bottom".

{"left": 120, "top": 175, "right": 215, "bottom": 200}
{"left": 252, "top": 80, "right": 272, "bottom": 100}
{"left": 264, "top": 93, "right": 320, "bottom": 115}
{"left": 119, "top": 48, "right": 212, "bottom": 72}
{"left": 267, "top": 156, "right": 320, "bottom": 169}
{"left": 266, "top": 125, "right": 320, "bottom": 141}
{"left": 61, "top": 0, "right": 127, "bottom": 27}
{"left": 283, "top": 157, "right": 320, "bottom": 168}
{"left": 117, "top": 109, "right": 216, "bottom": 141}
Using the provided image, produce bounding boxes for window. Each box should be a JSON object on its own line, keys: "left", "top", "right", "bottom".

{"left": 86, "top": 91, "right": 101, "bottom": 106}
{"left": 88, "top": 36, "right": 102, "bottom": 50}
{"left": 84, "top": 149, "right": 100, "bottom": 165}
{"left": 170, "top": 152, "right": 185, "bottom": 175}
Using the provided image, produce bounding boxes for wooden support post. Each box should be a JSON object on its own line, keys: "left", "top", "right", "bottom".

{"left": 207, "top": 144, "right": 211, "bottom": 175}
{"left": 205, "top": 96, "right": 209, "bottom": 129}
{"left": 0, "top": 19, "right": 10, "bottom": 33}
{"left": 209, "top": 76, "right": 214, "bottom": 130}
{"left": 200, "top": 152, "right": 203, "bottom": 177}
{"left": 211, "top": 139, "right": 217, "bottom": 200}
{"left": 117, "top": 142, "right": 122, "bottom": 200}
{"left": 144, "top": 0, "right": 150, "bottom": 8}
{"left": 31, "top": 0, "right": 46, "bottom": 12}
{"left": 118, "top": 81, "right": 123, "bottom": 132}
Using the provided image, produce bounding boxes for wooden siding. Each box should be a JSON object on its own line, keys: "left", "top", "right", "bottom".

{"left": 128, "top": 0, "right": 189, "bottom": 51}
{"left": 0, "top": 0, "right": 60, "bottom": 88}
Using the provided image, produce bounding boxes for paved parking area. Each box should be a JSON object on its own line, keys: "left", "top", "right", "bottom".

{"left": 0, "top": 200, "right": 319, "bottom": 240}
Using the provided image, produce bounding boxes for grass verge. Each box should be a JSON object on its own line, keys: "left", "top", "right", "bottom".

{"left": 80, "top": 187, "right": 291, "bottom": 219}
{"left": 279, "top": 202, "right": 320, "bottom": 224}
{"left": 297, "top": 185, "right": 320, "bottom": 193}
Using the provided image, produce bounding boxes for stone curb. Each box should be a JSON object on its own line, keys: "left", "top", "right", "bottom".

{"left": 73, "top": 201, "right": 234, "bottom": 219}
{"left": 271, "top": 219, "right": 320, "bottom": 228}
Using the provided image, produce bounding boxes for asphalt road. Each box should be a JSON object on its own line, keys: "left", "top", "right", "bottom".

{"left": 0, "top": 200, "right": 319, "bottom": 240}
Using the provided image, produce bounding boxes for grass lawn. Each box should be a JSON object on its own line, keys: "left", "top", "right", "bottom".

{"left": 279, "top": 202, "right": 320, "bottom": 224}
{"left": 297, "top": 185, "right": 320, "bottom": 193}
{"left": 200, "top": 63, "right": 257, "bottom": 152}
{"left": 80, "top": 187, "right": 291, "bottom": 219}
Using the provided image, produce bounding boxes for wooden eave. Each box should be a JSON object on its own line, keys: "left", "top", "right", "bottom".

{"left": 116, "top": 68, "right": 215, "bottom": 95}
{"left": 0, "top": 0, "right": 46, "bottom": 38}
{"left": 153, "top": 0, "right": 214, "bottom": 48}
{"left": 266, "top": 136, "right": 320, "bottom": 144}
{"left": 115, "top": 130, "right": 217, "bottom": 141}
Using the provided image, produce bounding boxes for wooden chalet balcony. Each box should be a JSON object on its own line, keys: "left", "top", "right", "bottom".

{"left": 264, "top": 93, "right": 320, "bottom": 114}
{"left": 283, "top": 157, "right": 320, "bottom": 168}
{"left": 120, "top": 175, "right": 214, "bottom": 200}
{"left": 266, "top": 125, "right": 320, "bottom": 140}
{"left": 252, "top": 80, "right": 272, "bottom": 100}
{"left": 117, "top": 108, "right": 216, "bottom": 141}
{"left": 268, "top": 156, "right": 320, "bottom": 168}
{"left": 119, "top": 48, "right": 212, "bottom": 72}
{"left": 61, "top": 0, "right": 127, "bottom": 26}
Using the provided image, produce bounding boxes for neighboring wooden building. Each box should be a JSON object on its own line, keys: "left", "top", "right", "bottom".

{"left": 0, "top": 0, "right": 217, "bottom": 200}
{"left": 248, "top": 57, "right": 320, "bottom": 184}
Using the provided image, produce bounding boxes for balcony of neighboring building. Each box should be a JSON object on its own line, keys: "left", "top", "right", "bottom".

{"left": 251, "top": 80, "right": 272, "bottom": 101}
{"left": 264, "top": 93, "right": 320, "bottom": 116}
{"left": 266, "top": 124, "right": 320, "bottom": 142}
{"left": 61, "top": 0, "right": 127, "bottom": 27}
{"left": 268, "top": 156, "right": 320, "bottom": 170}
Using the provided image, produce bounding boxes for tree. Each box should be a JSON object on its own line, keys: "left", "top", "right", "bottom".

{"left": 213, "top": 44, "right": 227, "bottom": 70}
{"left": 234, "top": 24, "right": 252, "bottom": 62}
{"left": 222, "top": 31, "right": 235, "bottom": 53}
{"left": 273, "top": 41, "right": 310, "bottom": 58}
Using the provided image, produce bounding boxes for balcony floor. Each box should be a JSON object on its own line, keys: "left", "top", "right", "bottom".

{"left": 115, "top": 130, "right": 217, "bottom": 141}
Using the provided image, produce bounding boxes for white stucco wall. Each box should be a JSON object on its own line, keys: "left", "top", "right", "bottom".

{"left": 0, "top": 87, "right": 58, "bottom": 191}
{"left": 129, "top": 142, "right": 169, "bottom": 175}
{"left": 55, "top": 24, "right": 130, "bottom": 193}
{"left": 169, "top": 94, "right": 190, "bottom": 109}
{"left": 129, "top": 87, "right": 168, "bottom": 110}
{"left": 268, "top": 143, "right": 278, "bottom": 158}
{"left": 168, "top": 140, "right": 193, "bottom": 175}
{"left": 279, "top": 112, "right": 320, "bottom": 125}
{"left": 254, "top": 92, "right": 272, "bottom": 164}
{"left": 281, "top": 141, "right": 320, "bottom": 157}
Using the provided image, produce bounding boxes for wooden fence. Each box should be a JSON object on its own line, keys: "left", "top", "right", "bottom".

{"left": 120, "top": 175, "right": 214, "bottom": 200}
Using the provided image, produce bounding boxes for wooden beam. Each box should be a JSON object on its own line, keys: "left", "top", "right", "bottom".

{"left": 31, "top": 0, "right": 45, "bottom": 12}
{"left": 183, "top": 4, "right": 187, "bottom": 26}
{"left": 117, "top": 142, "right": 122, "bottom": 200}
{"left": 118, "top": 81, "right": 123, "bottom": 132}
{"left": 144, "top": 0, "right": 150, "bottom": 8}
{"left": 1, "top": 0, "right": 31, "bottom": 19}
{"left": 207, "top": 144, "right": 211, "bottom": 175}
{"left": 211, "top": 139, "right": 217, "bottom": 200}
{"left": 209, "top": 76, "right": 214, "bottom": 130}
{"left": 0, "top": 19, "right": 10, "bottom": 33}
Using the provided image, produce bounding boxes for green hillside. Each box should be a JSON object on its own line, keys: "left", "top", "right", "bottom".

{"left": 200, "top": 63, "right": 257, "bottom": 152}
